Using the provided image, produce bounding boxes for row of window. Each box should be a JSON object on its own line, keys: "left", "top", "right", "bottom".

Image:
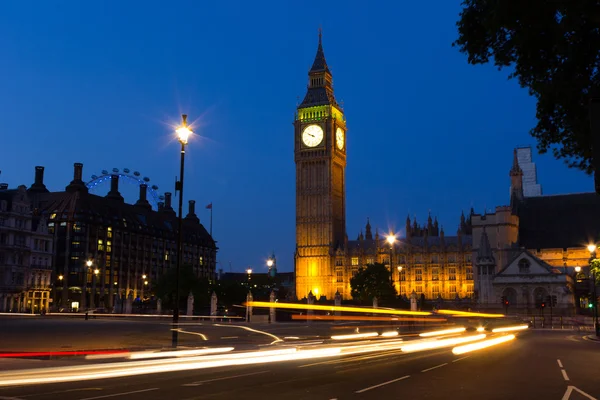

{"left": 348, "top": 254, "right": 472, "bottom": 266}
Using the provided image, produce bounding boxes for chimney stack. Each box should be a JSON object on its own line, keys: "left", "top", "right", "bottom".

{"left": 28, "top": 166, "right": 49, "bottom": 194}
{"left": 185, "top": 200, "right": 200, "bottom": 223}
{"left": 160, "top": 192, "right": 176, "bottom": 216}
{"left": 157, "top": 201, "right": 165, "bottom": 211}
{"left": 106, "top": 175, "right": 124, "bottom": 202}
{"left": 66, "top": 163, "right": 89, "bottom": 193}
{"left": 135, "top": 184, "right": 152, "bottom": 210}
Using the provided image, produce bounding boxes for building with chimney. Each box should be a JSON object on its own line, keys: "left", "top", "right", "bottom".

{"left": 26, "top": 163, "right": 217, "bottom": 312}
{"left": 0, "top": 181, "right": 54, "bottom": 313}
{"left": 472, "top": 149, "right": 600, "bottom": 314}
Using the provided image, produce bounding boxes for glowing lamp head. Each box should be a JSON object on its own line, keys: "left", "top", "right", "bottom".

{"left": 397, "top": 266, "right": 403, "bottom": 272}
{"left": 386, "top": 234, "right": 396, "bottom": 246}
{"left": 142, "top": 274, "right": 147, "bottom": 279}
{"left": 94, "top": 269, "right": 99, "bottom": 275}
{"left": 575, "top": 266, "right": 582, "bottom": 273}
{"left": 58, "top": 274, "right": 64, "bottom": 281}
{"left": 144, "top": 281, "right": 148, "bottom": 286}
{"left": 588, "top": 244, "right": 597, "bottom": 254}
{"left": 86, "top": 260, "right": 93, "bottom": 267}
{"left": 313, "top": 288, "right": 319, "bottom": 295}
{"left": 176, "top": 114, "right": 193, "bottom": 145}
{"left": 114, "top": 281, "right": 118, "bottom": 285}
{"left": 267, "top": 259, "right": 274, "bottom": 268}
{"left": 246, "top": 268, "right": 253, "bottom": 275}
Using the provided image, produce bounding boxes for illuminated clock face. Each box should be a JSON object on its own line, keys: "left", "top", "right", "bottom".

{"left": 302, "top": 124, "right": 324, "bottom": 147}
{"left": 336, "top": 127, "right": 345, "bottom": 150}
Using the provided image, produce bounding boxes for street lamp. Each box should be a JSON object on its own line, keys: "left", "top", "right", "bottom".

{"left": 267, "top": 259, "right": 274, "bottom": 268}
{"left": 587, "top": 244, "right": 599, "bottom": 336}
{"left": 386, "top": 233, "right": 396, "bottom": 286}
{"left": 172, "top": 114, "right": 193, "bottom": 348}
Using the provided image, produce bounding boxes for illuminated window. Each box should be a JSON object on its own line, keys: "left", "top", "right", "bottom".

{"left": 335, "top": 258, "right": 343, "bottom": 266}
{"left": 415, "top": 268, "right": 422, "bottom": 281}
{"left": 466, "top": 267, "right": 473, "bottom": 280}
{"left": 448, "top": 267, "right": 457, "bottom": 281}
{"left": 449, "top": 284, "right": 457, "bottom": 294}
{"left": 107, "top": 227, "right": 112, "bottom": 238}
{"left": 106, "top": 241, "right": 112, "bottom": 252}
{"left": 351, "top": 257, "right": 359, "bottom": 266}
{"left": 366, "top": 257, "right": 374, "bottom": 265}
{"left": 415, "top": 284, "right": 423, "bottom": 294}
{"left": 71, "top": 241, "right": 81, "bottom": 248}
{"left": 432, "top": 285, "right": 440, "bottom": 295}
{"left": 165, "top": 252, "right": 169, "bottom": 261}
{"left": 431, "top": 267, "right": 439, "bottom": 281}
{"left": 49, "top": 213, "right": 56, "bottom": 220}
{"left": 97, "top": 239, "right": 104, "bottom": 252}
{"left": 199, "top": 256, "right": 204, "bottom": 265}
{"left": 336, "top": 270, "right": 343, "bottom": 282}
{"left": 466, "top": 284, "right": 474, "bottom": 297}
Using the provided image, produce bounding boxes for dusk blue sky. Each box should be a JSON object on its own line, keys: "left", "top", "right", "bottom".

{"left": 0, "top": 1, "right": 593, "bottom": 274}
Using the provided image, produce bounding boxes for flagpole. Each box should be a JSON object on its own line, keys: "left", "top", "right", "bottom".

{"left": 210, "top": 202, "right": 213, "bottom": 237}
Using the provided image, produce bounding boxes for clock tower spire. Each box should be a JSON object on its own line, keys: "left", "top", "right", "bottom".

{"left": 294, "top": 31, "right": 347, "bottom": 300}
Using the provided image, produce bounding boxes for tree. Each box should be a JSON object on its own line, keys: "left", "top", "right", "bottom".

{"left": 153, "top": 264, "right": 211, "bottom": 310}
{"left": 350, "top": 263, "right": 397, "bottom": 304}
{"left": 454, "top": 0, "right": 600, "bottom": 192}
{"left": 592, "top": 258, "right": 600, "bottom": 285}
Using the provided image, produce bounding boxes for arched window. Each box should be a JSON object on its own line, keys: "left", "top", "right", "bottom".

{"left": 518, "top": 258, "right": 530, "bottom": 273}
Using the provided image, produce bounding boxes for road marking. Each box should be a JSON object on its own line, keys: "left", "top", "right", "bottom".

{"left": 557, "top": 359, "right": 563, "bottom": 368}
{"left": 220, "top": 336, "right": 239, "bottom": 339}
{"left": 213, "top": 323, "right": 282, "bottom": 344}
{"left": 182, "top": 370, "right": 269, "bottom": 386}
{"left": 0, "top": 396, "right": 26, "bottom": 400}
{"left": 421, "top": 363, "right": 448, "bottom": 372}
{"left": 171, "top": 328, "right": 207, "bottom": 341}
{"left": 561, "top": 385, "right": 598, "bottom": 400}
{"left": 452, "top": 356, "right": 471, "bottom": 363}
{"left": 355, "top": 375, "right": 410, "bottom": 393}
{"left": 561, "top": 369, "right": 570, "bottom": 381}
{"left": 79, "top": 388, "right": 158, "bottom": 400}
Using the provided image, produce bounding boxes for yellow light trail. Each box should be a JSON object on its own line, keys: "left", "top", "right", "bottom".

{"left": 419, "top": 327, "right": 466, "bottom": 337}
{"left": 331, "top": 332, "right": 379, "bottom": 340}
{"left": 291, "top": 315, "right": 446, "bottom": 322}
{"left": 401, "top": 334, "right": 486, "bottom": 353}
{"left": 436, "top": 309, "right": 505, "bottom": 318}
{"left": 452, "top": 334, "right": 516, "bottom": 355}
{"left": 247, "top": 301, "right": 431, "bottom": 316}
{"left": 491, "top": 325, "right": 529, "bottom": 333}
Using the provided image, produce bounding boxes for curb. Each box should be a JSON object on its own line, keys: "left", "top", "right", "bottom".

{"left": 583, "top": 335, "right": 600, "bottom": 343}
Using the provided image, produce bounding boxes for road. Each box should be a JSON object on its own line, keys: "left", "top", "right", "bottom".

{"left": 0, "top": 330, "right": 597, "bottom": 400}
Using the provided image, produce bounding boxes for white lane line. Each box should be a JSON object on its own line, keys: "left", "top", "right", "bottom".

{"left": 561, "top": 369, "right": 570, "bottom": 381}
{"left": 557, "top": 359, "right": 563, "bottom": 368}
{"left": 452, "top": 356, "right": 471, "bottom": 363}
{"left": 182, "top": 370, "right": 269, "bottom": 386}
{"left": 421, "top": 363, "right": 448, "bottom": 372}
{"left": 561, "top": 385, "right": 598, "bottom": 400}
{"left": 79, "top": 388, "right": 158, "bottom": 400}
{"left": 355, "top": 375, "right": 410, "bottom": 393}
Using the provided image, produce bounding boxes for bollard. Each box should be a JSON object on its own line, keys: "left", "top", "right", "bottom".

{"left": 85, "top": 311, "right": 89, "bottom": 320}
{"left": 560, "top": 316, "right": 563, "bottom": 330}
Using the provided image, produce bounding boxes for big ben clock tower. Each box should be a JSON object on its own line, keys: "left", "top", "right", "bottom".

{"left": 294, "top": 31, "right": 347, "bottom": 300}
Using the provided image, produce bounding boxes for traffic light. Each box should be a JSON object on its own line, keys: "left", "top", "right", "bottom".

{"left": 541, "top": 302, "right": 546, "bottom": 308}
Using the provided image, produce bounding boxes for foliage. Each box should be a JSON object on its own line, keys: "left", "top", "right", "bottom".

{"left": 592, "top": 258, "right": 600, "bottom": 285}
{"left": 350, "top": 263, "right": 397, "bottom": 304}
{"left": 153, "top": 264, "right": 211, "bottom": 309}
{"left": 454, "top": 0, "right": 600, "bottom": 183}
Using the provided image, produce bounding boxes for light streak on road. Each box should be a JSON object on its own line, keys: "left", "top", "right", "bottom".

{"left": 247, "top": 301, "right": 432, "bottom": 316}
{"left": 291, "top": 315, "right": 446, "bottom": 322}
{"left": 381, "top": 331, "right": 399, "bottom": 337}
{"left": 436, "top": 309, "right": 505, "bottom": 318}
{"left": 491, "top": 325, "right": 529, "bottom": 333}
{"left": 127, "top": 347, "right": 234, "bottom": 360}
{"left": 213, "top": 323, "right": 283, "bottom": 344}
{"left": 477, "top": 327, "right": 485, "bottom": 332}
{"left": 419, "top": 327, "right": 466, "bottom": 337}
{"left": 0, "top": 347, "right": 341, "bottom": 387}
{"left": 331, "top": 332, "right": 379, "bottom": 340}
{"left": 452, "top": 334, "right": 516, "bottom": 355}
{"left": 401, "top": 334, "right": 486, "bottom": 353}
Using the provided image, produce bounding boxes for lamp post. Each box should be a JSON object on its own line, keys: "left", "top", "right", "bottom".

{"left": 587, "top": 244, "right": 599, "bottom": 336}
{"left": 397, "top": 266, "right": 403, "bottom": 296}
{"left": 386, "top": 234, "right": 396, "bottom": 286}
{"left": 172, "top": 114, "right": 193, "bottom": 348}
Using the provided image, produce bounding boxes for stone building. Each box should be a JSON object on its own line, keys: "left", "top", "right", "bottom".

{"left": 26, "top": 163, "right": 217, "bottom": 312}
{"left": 0, "top": 183, "right": 53, "bottom": 312}
{"left": 472, "top": 149, "right": 600, "bottom": 314}
{"left": 332, "top": 215, "right": 474, "bottom": 301}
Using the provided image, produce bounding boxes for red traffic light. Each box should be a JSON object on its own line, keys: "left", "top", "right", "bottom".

{"left": 541, "top": 302, "right": 546, "bottom": 308}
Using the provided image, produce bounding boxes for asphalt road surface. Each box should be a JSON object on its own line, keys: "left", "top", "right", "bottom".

{"left": 0, "top": 330, "right": 597, "bottom": 400}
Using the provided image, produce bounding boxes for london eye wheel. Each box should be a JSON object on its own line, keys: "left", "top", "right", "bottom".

{"left": 86, "top": 168, "right": 165, "bottom": 210}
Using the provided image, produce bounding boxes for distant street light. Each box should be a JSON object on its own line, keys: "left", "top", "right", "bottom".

{"left": 267, "top": 259, "right": 274, "bottom": 268}
{"left": 588, "top": 244, "right": 599, "bottom": 337}
{"left": 386, "top": 233, "right": 396, "bottom": 286}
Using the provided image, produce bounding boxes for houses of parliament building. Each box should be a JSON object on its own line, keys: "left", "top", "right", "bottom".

{"left": 294, "top": 33, "right": 475, "bottom": 301}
